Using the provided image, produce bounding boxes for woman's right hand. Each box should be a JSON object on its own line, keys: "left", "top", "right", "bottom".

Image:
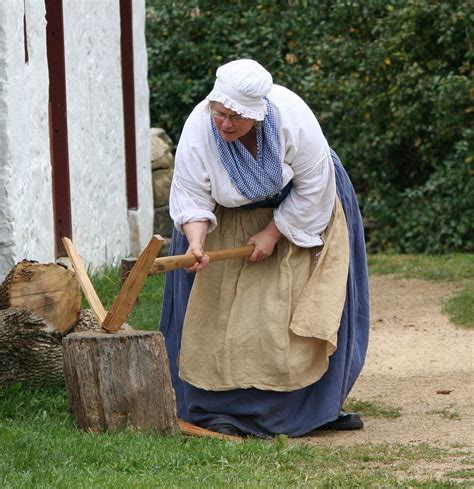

{"left": 185, "top": 242, "right": 209, "bottom": 273}
{"left": 183, "top": 221, "right": 210, "bottom": 273}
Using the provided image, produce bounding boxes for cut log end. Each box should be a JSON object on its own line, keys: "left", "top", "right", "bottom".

{"left": 0, "top": 260, "right": 81, "bottom": 333}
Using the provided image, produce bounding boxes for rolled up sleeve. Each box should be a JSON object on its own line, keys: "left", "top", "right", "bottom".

{"left": 274, "top": 148, "right": 335, "bottom": 247}
{"left": 270, "top": 89, "right": 336, "bottom": 247}
{"left": 170, "top": 178, "right": 217, "bottom": 234}
{"left": 169, "top": 110, "right": 218, "bottom": 234}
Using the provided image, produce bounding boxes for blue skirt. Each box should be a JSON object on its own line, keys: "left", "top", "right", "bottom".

{"left": 159, "top": 150, "right": 370, "bottom": 437}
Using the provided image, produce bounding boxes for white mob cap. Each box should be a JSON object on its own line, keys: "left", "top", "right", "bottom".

{"left": 206, "top": 59, "right": 273, "bottom": 121}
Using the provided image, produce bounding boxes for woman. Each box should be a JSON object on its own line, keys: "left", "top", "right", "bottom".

{"left": 160, "top": 59, "right": 369, "bottom": 437}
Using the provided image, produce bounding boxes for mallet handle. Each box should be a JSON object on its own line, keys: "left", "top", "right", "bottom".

{"left": 149, "top": 244, "right": 255, "bottom": 274}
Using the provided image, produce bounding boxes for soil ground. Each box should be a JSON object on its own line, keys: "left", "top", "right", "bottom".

{"left": 301, "top": 276, "right": 473, "bottom": 476}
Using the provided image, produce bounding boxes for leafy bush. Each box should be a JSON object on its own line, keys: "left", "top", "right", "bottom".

{"left": 146, "top": 0, "right": 473, "bottom": 253}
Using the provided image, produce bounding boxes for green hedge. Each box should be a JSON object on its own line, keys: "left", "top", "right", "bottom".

{"left": 146, "top": 0, "right": 473, "bottom": 253}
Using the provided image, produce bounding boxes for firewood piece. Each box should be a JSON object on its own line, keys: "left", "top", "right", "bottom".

{"left": 62, "top": 238, "right": 107, "bottom": 324}
{"left": 101, "top": 235, "right": 164, "bottom": 333}
{"left": 0, "top": 307, "right": 64, "bottom": 386}
{"left": 0, "top": 308, "right": 131, "bottom": 388}
{"left": 62, "top": 329, "right": 178, "bottom": 433}
{"left": 0, "top": 260, "right": 81, "bottom": 333}
{"left": 72, "top": 309, "right": 131, "bottom": 333}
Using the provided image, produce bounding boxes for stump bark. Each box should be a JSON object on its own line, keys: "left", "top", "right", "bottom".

{"left": 62, "top": 329, "right": 178, "bottom": 433}
{"left": 0, "top": 260, "right": 81, "bottom": 333}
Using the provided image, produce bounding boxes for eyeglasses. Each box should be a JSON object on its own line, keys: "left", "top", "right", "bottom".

{"left": 210, "top": 110, "right": 248, "bottom": 122}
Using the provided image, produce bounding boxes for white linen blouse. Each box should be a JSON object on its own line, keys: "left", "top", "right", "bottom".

{"left": 169, "top": 84, "right": 336, "bottom": 247}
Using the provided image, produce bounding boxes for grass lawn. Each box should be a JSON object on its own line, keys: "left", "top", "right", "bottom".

{"left": 1, "top": 382, "right": 471, "bottom": 488}
{"left": 1, "top": 253, "right": 473, "bottom": 487}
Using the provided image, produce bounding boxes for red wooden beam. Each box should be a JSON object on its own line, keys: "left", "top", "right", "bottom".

{"left": 120, "top": 0, "right": 138, "bottom": 210}
{"left": 45, "top": 0, "right": 72, "bottom": 258}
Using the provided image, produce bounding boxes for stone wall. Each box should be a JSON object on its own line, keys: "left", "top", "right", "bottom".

{"left": 151, "top": 128, "right": 174, "bottom": 244}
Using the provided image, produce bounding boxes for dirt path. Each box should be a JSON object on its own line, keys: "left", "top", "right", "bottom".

{"left": 303, "top": 276, "right": 473, "bottom": 449}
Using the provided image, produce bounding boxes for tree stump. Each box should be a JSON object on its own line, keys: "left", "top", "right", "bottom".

{"left": 0, "top": 260, "right": 81, "bottom": 333}
{"left": 62, "top": 329, "right": 178, "bottom": 433}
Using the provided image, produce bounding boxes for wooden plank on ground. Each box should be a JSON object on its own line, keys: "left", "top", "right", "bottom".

{"left": 177, "top": 419, "right": 241, "bottom": 441}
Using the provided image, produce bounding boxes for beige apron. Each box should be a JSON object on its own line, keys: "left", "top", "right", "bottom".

{"left": 179, "top": 196, "right": 349, "bottom": 391}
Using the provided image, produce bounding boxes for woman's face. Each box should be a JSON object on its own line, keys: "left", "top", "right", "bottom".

{"left": 210, "top": 102, "right": 255, "bottom": 142}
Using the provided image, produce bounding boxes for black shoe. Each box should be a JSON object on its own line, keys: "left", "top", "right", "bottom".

{"left": 316, "top": 412, "right": 364, "bottom": 431}
{"left": 207, "top": 423, "right": 247, "bottom": 437}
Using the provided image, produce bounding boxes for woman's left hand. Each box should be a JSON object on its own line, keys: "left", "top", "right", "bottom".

{"left": 247, "top": 219, "right": 283, "bottom": 262}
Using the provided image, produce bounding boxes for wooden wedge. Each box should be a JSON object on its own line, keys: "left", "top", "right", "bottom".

{"left": 62, "top": 237, "right": 107, "bottom": 324}
{"left": 101, "top": 235, "right": 163, "bottom": 332}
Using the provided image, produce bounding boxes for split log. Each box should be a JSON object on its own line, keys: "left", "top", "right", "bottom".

{"left": 62, "top": 329, "right": 178, "bottom": 433}
{"left": 0, "top": 260, "right": 81, "bottom": 333}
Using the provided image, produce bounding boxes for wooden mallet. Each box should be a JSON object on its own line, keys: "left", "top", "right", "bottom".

{"left": 61, "top": 235, "right": 251, "bottom": 440}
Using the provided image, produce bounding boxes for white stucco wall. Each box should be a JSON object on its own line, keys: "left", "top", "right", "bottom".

{"left": 0, "top": 1, "right": 55, "bottom": 279}
{"left": 0, "top": 0, "right": 152, "bottom": 279}
{"left": 63, "top": 0, "right": 130, "bottom": 268}
{"left": 129, "top": 0, "right": 153, "bottom": 257}
{"left": 63, "top": 0, "right": 153, "bottom": 269}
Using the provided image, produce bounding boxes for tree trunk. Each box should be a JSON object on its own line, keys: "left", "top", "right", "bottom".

{"left": 0, "top": 308, "right": 64, "bottom": 386}
{"left": 0, "top": 260, "right": 81, "bottom": 333}
{"left": 0, "top": 308, "right": 105, "bottom": 387}
{"left": 62, "top": 329, "right": 178, "bottom": 433}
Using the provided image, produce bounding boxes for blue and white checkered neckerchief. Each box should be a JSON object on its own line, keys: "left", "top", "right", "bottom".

{"left": 210, "top": 98, "right": 282, "bottom": 201}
